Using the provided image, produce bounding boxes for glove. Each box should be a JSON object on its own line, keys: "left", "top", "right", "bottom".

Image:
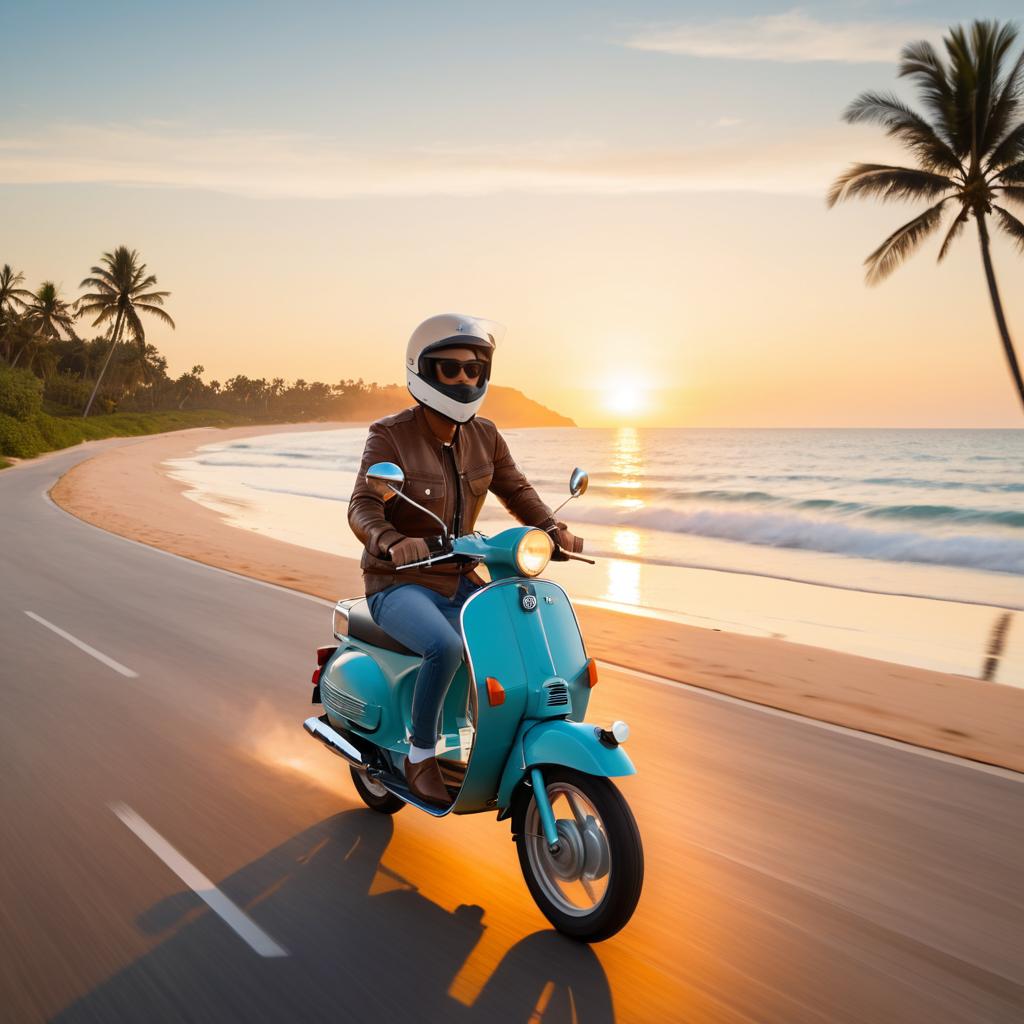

{"left": 550, "top": 521, "right": 584, "bottom": 554}
{"left": 387, "top": 536, "right": 431, "bottom": 566}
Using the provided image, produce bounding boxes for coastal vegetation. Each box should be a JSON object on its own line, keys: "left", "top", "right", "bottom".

{"left": 828, "top": 19, "right": 1024, "bottom": 412}
{"left": 0, "top": 245, "right": 571, "bottom": 463}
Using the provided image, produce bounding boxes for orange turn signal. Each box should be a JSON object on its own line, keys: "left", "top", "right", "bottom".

{"left": 485, "top": 676, "right": 506, "bottom": 707}
{"left": 586, "top": 658, "right": 599, "bottom": 688}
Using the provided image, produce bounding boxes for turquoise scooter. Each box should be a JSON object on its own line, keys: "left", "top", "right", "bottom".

{"left": 304, "top": 462, "right": 643, "bottom": 941}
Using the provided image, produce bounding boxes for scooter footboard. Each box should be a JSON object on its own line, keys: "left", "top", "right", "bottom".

{"left": 496, "top": 719, "right": 635, "bottom": 811}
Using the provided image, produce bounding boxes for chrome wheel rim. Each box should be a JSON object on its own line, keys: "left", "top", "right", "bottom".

{"left": 525, "top": 782, "right": 611, "bottom": 917}
{"left": 358, "top": 769, "right": 389, "bottom": 799}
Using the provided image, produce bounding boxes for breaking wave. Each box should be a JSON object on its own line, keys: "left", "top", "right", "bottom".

{"left": 568, "top": 504, "right": 1024, "bottom": 574}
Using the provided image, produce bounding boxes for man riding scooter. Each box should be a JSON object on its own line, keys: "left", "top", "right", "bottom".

{"left": 347, "top": 314, "right": 584, "bottom": 807}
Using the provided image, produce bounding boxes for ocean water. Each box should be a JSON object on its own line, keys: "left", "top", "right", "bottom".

{"left": 166, "top": 426, "right": 1023, "bottom": 682}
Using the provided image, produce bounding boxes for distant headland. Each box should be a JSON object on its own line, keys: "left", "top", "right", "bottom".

{"left": 356, "top": 384, "right": 575, "bottom": 428}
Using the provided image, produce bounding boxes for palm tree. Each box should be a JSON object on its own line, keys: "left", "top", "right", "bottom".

{"left": 77, "top": 246, "right": 175, "bottom": 417}
{"left": 177, "top": 364, "right": 205, "bottom": 409}
{"left": 828, "top": 19, "right": 1024, "bottom": 412}
{"left": 0, "top": 264, "right": 35, "bottom": 363}
{"left": 13, "top": 282, "right": 79, "bottom": 375}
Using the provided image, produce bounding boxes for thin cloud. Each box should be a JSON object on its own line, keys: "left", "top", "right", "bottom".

{"left": 625, "top": 9, "right": 941, "bottom": 64}
{"left": 0, "top": 121, "right": 901, "bottom": 199}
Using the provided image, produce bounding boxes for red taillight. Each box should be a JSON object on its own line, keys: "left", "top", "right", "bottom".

{"left": 312, "top": 645, "right": 337, "bottom": 687}
{"left": 485, "top": 676, "right": 506, "bottom": 707}
{"left": 586, "top": 658, "right": 598, "bottom": 688}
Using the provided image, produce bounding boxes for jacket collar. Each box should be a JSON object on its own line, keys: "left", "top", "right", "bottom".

{"left": 413, "top": 403, "right": 461, "bottom": 447}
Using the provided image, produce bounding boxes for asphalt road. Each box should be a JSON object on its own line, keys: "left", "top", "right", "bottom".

{"left": 2, "top": 441, "right": 1022, "bottom": 1024}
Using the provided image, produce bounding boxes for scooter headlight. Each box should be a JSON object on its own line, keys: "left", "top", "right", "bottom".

{"left": 515, "top": 529, "right": 554, "bottom": 577}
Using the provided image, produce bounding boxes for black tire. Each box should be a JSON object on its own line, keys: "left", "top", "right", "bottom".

{"left": 350, "top": 766, "right": 405, "bottom": 814}
{"left": 513, "top": 767, "right": 643, "bottom": 942}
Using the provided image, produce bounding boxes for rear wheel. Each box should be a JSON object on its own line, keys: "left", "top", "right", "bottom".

{"left": 350, "top": 766, "right": 405, "bottom": 814}
{"left": 513, "top": 767, "right": 643, "bottom": 942}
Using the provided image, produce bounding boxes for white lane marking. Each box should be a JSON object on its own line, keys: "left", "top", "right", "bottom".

{"left": 111, "top": 803, "right": 287, "bottom": 958}
{"left": 24, "top": 611, "right": 139, "bottom": 678}
{"left": 599, "top": 659, "right": 1024, "bottom": 783}
{"left": 43, "top": 489, "right": 333, "bottom": 608}
{"left": 40, "top": 473, "right": 1023, "bottom": 782}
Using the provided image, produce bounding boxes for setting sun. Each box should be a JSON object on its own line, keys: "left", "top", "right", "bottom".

{"left": 605, "top": 383, "right": 646, "bottom": 416}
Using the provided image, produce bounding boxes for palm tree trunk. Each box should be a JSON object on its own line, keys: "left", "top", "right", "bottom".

{"left": 976, "top": 213, "right": 1024, "bottom": 412}
{"left": 82, "top": 309, "right": 124, "bottom": 418}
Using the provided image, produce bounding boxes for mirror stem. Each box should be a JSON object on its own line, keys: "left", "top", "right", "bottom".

{"left": 550, "top": 493, "right": 577, "bottom": 518}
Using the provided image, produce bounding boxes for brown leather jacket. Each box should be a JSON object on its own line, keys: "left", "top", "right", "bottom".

{"left": 348, "top": 404, "right": 557, "bottom": 597}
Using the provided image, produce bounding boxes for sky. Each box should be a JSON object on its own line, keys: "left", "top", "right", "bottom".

{"left": 2, "top": 1, "right": 1023, "bottom": 426}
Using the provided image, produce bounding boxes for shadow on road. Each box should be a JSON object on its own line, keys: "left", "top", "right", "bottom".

{"left": 54, "top": 810, "right": 614, "bottom": 1023}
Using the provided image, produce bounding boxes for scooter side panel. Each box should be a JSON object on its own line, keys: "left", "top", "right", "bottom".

{"left": 319, "top": 639, "right": 420, "bottom": 750}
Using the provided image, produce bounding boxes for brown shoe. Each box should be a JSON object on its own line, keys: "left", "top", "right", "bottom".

{"left": 405, "top": 756, "right": 450, "bottom": 807}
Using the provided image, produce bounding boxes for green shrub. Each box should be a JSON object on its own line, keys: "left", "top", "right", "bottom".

{"left": 44, "top": 373, "right": 93, "bottom": 413}
{"left": 0, "top": 364, "right": 44, "bottom": 420}
{"left": 36, "top": 412, "right": 82, "bottom": 451}
{"left": 0, "top": 413, "right": 46, "bottom": 458}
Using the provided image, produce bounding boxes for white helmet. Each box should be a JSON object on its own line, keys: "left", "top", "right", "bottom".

{"left": 406, "top": 313, "right": 504, "bottom": 423}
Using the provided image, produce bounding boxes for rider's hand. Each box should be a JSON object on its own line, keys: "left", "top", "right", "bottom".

{"left": 551, "top": 521, "right": 584, "bottom": 554}
{"left": 387, "top": 536, "right": 431, "bottom": 566}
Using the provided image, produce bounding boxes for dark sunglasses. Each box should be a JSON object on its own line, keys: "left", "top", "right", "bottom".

{"left": 429, "top": 358, "right": 487, "bottom": 381}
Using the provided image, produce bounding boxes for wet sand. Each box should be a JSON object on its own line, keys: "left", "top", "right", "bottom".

{"left": 49, "top": 423, "right": 1024, "bottom": 773}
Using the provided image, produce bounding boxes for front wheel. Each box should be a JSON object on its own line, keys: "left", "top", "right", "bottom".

{"left": 350, "top": 766, "right": 405, "bottom": 814}
{"left": 513, "top": 767, "right": 643, "bottom": 942}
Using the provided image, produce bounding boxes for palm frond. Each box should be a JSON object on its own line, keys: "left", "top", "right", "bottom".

{"left": 84, "top": 308, "right": 118, "bottom": 329}
{"left": 986, "top": 48, "right": 1024, "bottom": 152}
{"left": 79, "top": 269, "right": 116, "bottom": 291}
{"left": 942, "top": 25, "right": 978, "bottom": 159}
{"left": 133, "top": 290, "right": 170, "bottom": 305}
{"left": 937, "top": 206, "right": 970, "bottom": 261}
{"left": 864, "top": 200, "right": 948, "bottom": 284}
{"left": 976, "top": 22, "right": 1022, "bottom": 150}
{"left": 997, "top": 184, "right": 1024, "bottom": 206}
{"left": 134, "top": 304, "right": 176, "bottom": 328}
{"left": 130, "top": 272, "right": 158, "bottom": 294}
{"left": 997, "top": 160, "right": 1024, "bottom": 183}
{"left": 842, "top": 91, "right": 961, "bottom": 172}
{"left": 827, "top": 164, "right": 956, "bottom": 207}
{"left": 898, "top": 40, "right": 956, "bottom": 145}
{"left": 124, "top": 306, "right": 145, "bottom": 343}
{"left": 987, "top": 123, "right": 1024, "bottom": 172}
{"left": 993, "top": 203, "right": 1024, "bottom": 251}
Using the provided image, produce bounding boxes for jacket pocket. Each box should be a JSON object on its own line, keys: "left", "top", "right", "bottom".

{"left": 392, "top": 473, "right": 446, "bottom": 533}
{"left": 464, "top": 466, "right": 493, "bottom": 528}
{"left": 467, "top": 469, "right": 493, "bottom": 496}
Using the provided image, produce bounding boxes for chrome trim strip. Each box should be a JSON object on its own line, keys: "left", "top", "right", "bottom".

{"left": 303, "top": 716, "right": 364, "bottom": 765}
{"left": 333, "top": 600, "right": 352, "bottom": 641}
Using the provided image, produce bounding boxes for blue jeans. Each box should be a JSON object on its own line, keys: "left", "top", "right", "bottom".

{"left": 367, "top": 575, "right": 480, "bottom": 749}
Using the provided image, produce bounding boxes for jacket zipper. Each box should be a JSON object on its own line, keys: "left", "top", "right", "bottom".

{"left": 443, "top": 442, "right": 462, "bottom": 538}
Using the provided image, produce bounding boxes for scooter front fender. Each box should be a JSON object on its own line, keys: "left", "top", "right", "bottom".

{"left": 497, "top": 719, "right": 636, "bottom": 812}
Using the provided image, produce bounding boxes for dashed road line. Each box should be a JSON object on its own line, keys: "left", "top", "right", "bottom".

{"left": 24, "top": 611, "right": 139, "bottom": 678}
{"left": 111, "top": 803, "right": 287, "bottom": 958}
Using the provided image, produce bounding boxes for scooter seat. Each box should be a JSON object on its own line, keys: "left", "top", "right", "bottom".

{"left": 346, "top": 599, "right": 416, "bottom": 657}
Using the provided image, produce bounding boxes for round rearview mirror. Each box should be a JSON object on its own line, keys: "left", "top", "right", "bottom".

{"left": 366, "top": 461, "right": 404, "bottom": 500}
{"left": 569, "top": 467, "right": 589, "bottom": 498}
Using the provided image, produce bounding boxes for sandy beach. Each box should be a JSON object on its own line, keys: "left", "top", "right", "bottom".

{"left": 48, "top": 423, "right": 1024, "bottom": 773}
